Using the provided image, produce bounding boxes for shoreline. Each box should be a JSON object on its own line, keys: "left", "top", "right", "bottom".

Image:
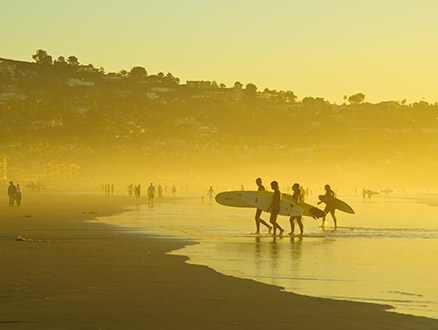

{"left": 1, "top": 192, "right": 437, "bottom": 329}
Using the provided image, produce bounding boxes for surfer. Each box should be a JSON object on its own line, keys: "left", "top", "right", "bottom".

{"left": 147, "top": 183, "right": 156, "bottom": 207}
{"left": 289, "top": 183, "right": 304, "bottom": 235}
{"left": 362, "top": 188, "right": 367, "bottom": 202}
{"left": 134, "top": 184, "right": 141, "bottom": 204}
{"left": 254, "top": 178, "right": 272, "bottom": 234}
{"left": 267, "top": 181, "right": 284, "bottom": 236}
{"left": 318, "top": 184, "right": 338, "bottom": 229}
{"left": 207, "top": 185, "right": 214, "bottom": 205}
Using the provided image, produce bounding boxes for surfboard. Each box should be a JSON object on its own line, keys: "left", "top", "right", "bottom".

{"left": 281, "top": 193, "right": 325, "bottom": 219}
{"left": 318, "top": 195, "right": 355, "bottom": 214}
{"left": 366, "top": 190, "right": 380, "bottom": 196}
{"left": 380, "top": 189, "right": 393, "bottom": 195}
{"left": 215, "top": 191, "right": 252, "bottom": 208}
{"left": 241, "top": 191, "right": 302, "bottom": 217}
{"left": 215, "top": 190, "right": 322, "bottom": 218}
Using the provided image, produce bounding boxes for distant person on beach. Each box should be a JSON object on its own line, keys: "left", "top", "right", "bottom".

{"left": 157, "top": 185, "right": 163, "bottom": 198}
{"left": 289, "top": 183, "right": 304, "bottom": 235}
{"left": 134, "top": 184, "right": 141, "bottom": 204}
{"left": 318, "top": 184, "right": 338, "bottom": 229}
{"left": 128, "top": 184, "right": 134, "bottom": 197}
{"left": 267, "top": 181, "right": 284, "bottom": 236}
{"left": 8, "top": 181, "right": 16, "bottom": 207}
{"left": 172, "top": 185, "right": 176, "bottom": 196}
{"left": 207, "top": 186, "right": 214, "bottom": 205}
{"left": 15, "top": 184, "right": 23, "bottom": 207}
{"left": 147, "top": 183, "right": 156, "bottom": 207}
{"left": 254, "top": 178, "right": 272, "bottom": 234}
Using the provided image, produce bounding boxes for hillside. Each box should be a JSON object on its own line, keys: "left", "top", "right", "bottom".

{"left": 1, "top": 53, "right": 437, "bottom": 187}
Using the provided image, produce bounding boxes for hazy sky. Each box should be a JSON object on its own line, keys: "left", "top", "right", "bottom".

{"left": 2, "top": 0, "right": 438, "bottom": 103}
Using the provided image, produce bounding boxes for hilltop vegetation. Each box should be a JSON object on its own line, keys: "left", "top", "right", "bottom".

{"left": 1, "top": 50, "right": 437, "bottom": 186}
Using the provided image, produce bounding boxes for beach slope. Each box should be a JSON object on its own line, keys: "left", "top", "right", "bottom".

{"left": 0, "top": 193, "right": 436, "bottom": 329}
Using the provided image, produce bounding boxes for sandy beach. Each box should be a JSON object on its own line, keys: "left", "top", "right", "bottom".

{"left": 1, "top": 193, "right": 437, "bottom": 329}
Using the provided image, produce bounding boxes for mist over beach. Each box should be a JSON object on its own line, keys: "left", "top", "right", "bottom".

{"left": 1, "top": 1, "right": 438, "bottom": 329}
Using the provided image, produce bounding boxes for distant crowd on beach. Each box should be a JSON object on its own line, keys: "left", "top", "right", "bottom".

{"left": 7, "top": 181, "right": 23, "bottom": 207}
{"left": 127, "top": 183, "right": 188, "bottom": 206}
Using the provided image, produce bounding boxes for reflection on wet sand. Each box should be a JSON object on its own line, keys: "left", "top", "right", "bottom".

{"left": 104, "top": 197, "right": 438, "bottom": 319}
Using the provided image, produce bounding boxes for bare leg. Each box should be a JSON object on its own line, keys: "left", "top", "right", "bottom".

{"left": 331, "top": 211, "right": 338, "bottom": 229}
{"left": 297, "top": 217, "right": 304, "bottom": 235}
{"left": 261, "top": 220, "right": 272, "bottom": 233}
{"left": 289, "top": 217, "right": 295, "bottom": 235}
{"left": 321, "top": 214, "right": 327, "bottom": 228}
{"left": 255, "top": 209, "right": 262, "bottom": 234}
{"left": 277, "top": 223, "right": 284, "bottom": 236}
{"left": 256, "top": 209, "right": 272, "bottom": 233}
{"left": 270, "top": 212, "right": 283, "bottom": 236}
{"left": 270, "top": 213, "right": 276, "bottom": 236}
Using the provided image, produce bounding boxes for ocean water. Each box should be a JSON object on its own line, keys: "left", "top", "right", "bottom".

{"left": 98, "top": 194, "right": 438, "bottom": 319}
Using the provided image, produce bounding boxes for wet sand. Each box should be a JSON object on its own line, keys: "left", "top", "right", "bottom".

{"left": 0, "top": 193, "right": 437, "bottom": 329}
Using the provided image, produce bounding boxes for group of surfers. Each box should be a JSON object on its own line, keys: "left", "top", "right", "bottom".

{"left": 254, "top": 178, "right": 337, "bottom": 236}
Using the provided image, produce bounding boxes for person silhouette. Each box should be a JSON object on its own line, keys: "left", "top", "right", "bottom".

{"left": 207, "top": 186, "right": 214, "bottom": 205}
{"left": 147, "top": 183, "right": 156, "bottom": 206}
{"left": 318, "top": 184, "right": 338, "bottom": 229}
{"left": 289, "top": 183, "right": 304, "bottom": 235}
{"left": 254, "top": 178, "right": 272, "bottom": 234}
{"left": 268, "top": 181, "right": 284, "bottom": 236}
{"left": 16, "top": 184, "right": 23, "bottom": 207}
{"left": 134, "top": 184, "right": 142, "bottom": 204}
{"left": 8, "top": 181, "right": 17, "bottom": 207}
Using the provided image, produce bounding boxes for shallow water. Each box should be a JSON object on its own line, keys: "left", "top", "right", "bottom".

{"left": 99, "top": 194, "right": 438, "bottom": 319}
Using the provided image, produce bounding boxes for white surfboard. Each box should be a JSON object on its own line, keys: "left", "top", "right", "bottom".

{"left": 241, "top": 191, "right": 302, "bottom": 217}
{"left": 215, "top": 191, "right": 252, "bottom": 208}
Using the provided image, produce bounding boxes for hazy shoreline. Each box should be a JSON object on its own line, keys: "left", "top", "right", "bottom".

{"left": 1, "top": 192, "right": 437, "bottom": 329}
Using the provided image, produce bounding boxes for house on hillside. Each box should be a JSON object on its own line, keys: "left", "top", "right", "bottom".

{"left": 67, "top": 78, "right": 95, "bottom": 87}
{"left": 146, "top": 87, "right": 175, "bottom": 100}
{"left": 77, "top": 65, "right": 98, "bottom": 73}
{"left": 103, "top": 73, "right": 123, "bottom": 82}
{"left": 186, "top": 81, "right": 215, "bottom": 89}
{"left": 31, "top": 118, "right": 64, "bottom": 130}
{"left": 0, "top": 85, "right": 26, "bottom": 102}
{"left": 44, "top": 162, "right": 80, "bottom": 182}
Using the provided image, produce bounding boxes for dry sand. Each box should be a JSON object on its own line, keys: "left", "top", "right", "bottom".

{"left": 0, "top": 192, "right": 437, "bottom": 329}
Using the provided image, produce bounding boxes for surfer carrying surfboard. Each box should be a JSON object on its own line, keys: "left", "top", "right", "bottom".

{"left": 267, "top": 181, "right": 284, "bottom": 236}
{"left": 318, "top": 184, "right": 338, "bottom": 229}
{"left": 289, "top": 183, "right": 304, "bottom": 235}
{"left": 254, "top": 178, "right": 272, "bottom": 234}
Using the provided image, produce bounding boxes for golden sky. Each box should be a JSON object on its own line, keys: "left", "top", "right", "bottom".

{"left": 2, "top": 0, "right": 438, "bottom": 103}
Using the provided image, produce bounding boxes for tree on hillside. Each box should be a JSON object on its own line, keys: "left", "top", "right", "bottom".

{"left": 302, "top": 96, "right": 327, "bottom": 106}
{"left": 128, "top": 66, "right": 148, "bottom": 82}
{"left": 285, "top": 90, "right": 297, "bottom": 103}
{"left": 233, "top": 81, "right": 243, "bottom": 89}
{"left": 245, "top": 83, "right": 257, "bottom": 97}
{"left": 165, "top": 72, "right": 180, "bottom": 85}
{"left": 54, "top": 56, "right": 67, "bottom": 68}
{"left": 119, "top": 70, "right": 128, "bottom": 77}
{"left": 67, "top": 56, "right": 79, "bottom": 66}
{"left": 32, "top": 49, "right": 53, "bottom": 64}
{"left": 348, "top": 93, "right": 365, "bottom": 104}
